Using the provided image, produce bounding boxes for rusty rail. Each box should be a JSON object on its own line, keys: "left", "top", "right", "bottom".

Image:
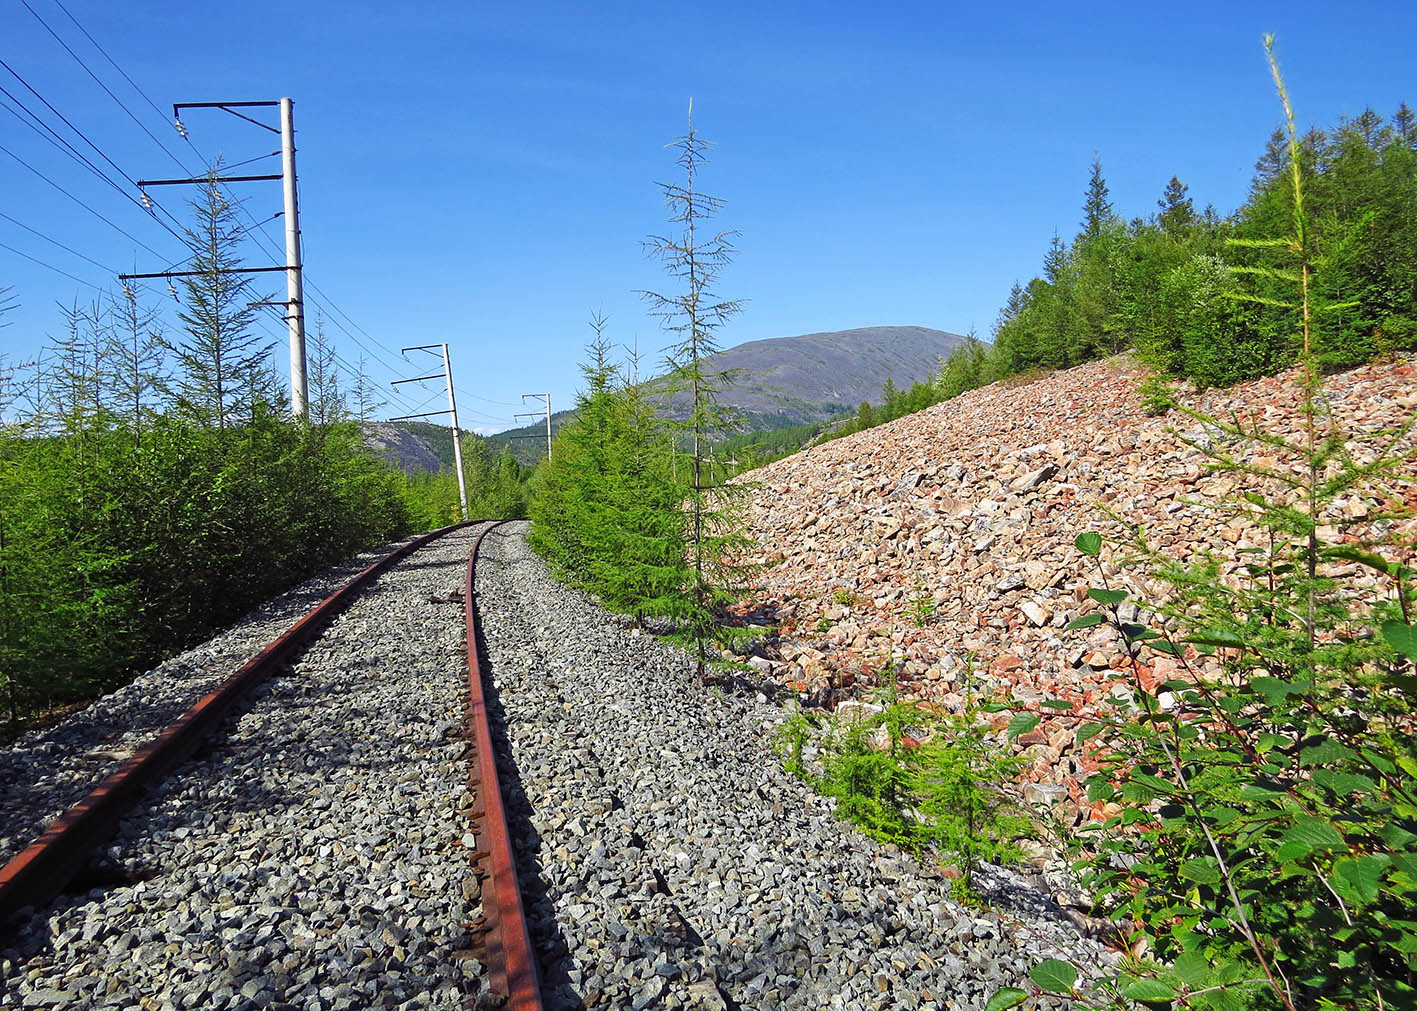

{"left": 463, "top": 521, "right": 544, "bottom": 1010}
{"left": 0, "top": 522, "right": 471, "bottom": 924}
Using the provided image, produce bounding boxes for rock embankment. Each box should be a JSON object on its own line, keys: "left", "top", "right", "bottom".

{"left": 738, "top": 355, "right": 1417, "bottom": 823}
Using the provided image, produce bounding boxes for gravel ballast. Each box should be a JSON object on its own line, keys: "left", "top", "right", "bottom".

{"left": 475, "top": 521, "right": 1108, "bottom": 1011}
{"left": 0, "top": 530, "right": 458, "bottom": 868}
{"left": 1, "top": 525, "right": 489, "bottom": 1011}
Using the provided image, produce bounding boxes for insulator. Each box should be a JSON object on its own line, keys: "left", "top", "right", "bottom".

{"left": 139, "top": 189, "right": 152, "bottom": 210}
{"left": 168, "top": 282, "right": 178, "bottom": 301}
{"left": 174, "top": 119, "right": 187, "bottom": 138}
{"left": 122, "top": 283, "right": 135, "bottom": 302}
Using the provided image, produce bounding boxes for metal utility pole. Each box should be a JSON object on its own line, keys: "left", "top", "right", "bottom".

{"left": 122, "top": 99, "right": 307, "bottom": 416}
{"left": 390, "top": 344, "right": 469, "bottom": 522}
{"left": 514, "top": 393, "right": 552, "bottom": 462}
{"left": 279, "top": 98, "right": 307, "bottom": 418}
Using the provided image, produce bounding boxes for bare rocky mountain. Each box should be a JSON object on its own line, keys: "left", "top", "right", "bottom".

{"left": 488, "top": 324, "right": 972, "bottom": 462}
{"left": 361, "top": 422, "right": 444, "bottom": 474}
{"left": 732, "top": 353, "right": 1417, "bottom": 824}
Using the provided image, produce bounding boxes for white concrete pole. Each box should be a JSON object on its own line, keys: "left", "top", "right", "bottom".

{"left": 544, "top": 394, "right": 552, "bottom": 462}
{"left": 443, "top": 343, "right": 470, "bottom": 522}
{"left": 280, "top": 97, "right": 308, "bottom": 418}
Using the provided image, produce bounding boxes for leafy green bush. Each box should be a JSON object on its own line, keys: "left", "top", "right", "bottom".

{"left": 781, "top": 665, "right": 1031, "bottom": 901}
{"left": 1135, "top": 372, "right": 1177, "bottom": 416}
{"left": 1002, "top": 38, "right": 1417, "bottom": 1011}
{"left": 0, "top": 413, "right": 419, "bottom": 730}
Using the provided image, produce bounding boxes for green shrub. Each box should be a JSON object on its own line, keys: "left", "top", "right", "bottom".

{"left": 782, "top": 664, "right": 1031, "bottom": 901}
{"left": 1003, "top": 38, "right": 1417, "bottom": 1011}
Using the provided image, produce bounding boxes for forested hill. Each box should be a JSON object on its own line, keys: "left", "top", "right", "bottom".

{"left": 483, "top": 325, "right": 970, "bottom": 464}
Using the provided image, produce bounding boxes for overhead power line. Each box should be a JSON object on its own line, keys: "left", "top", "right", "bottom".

{"left": 50, "top": 0, "right": 171, "bottom": 124}
{"left": 0, "top": 211, "right": 119, "bottom": 274}
{"left": 0, "top": 57, "right": 138, "bottom": 193}
{"left": 0, "top": 58, "right": 189, "bottom": 243}
{"left": 0, "top": 141, "right": 168, "bottom": 258}
{"left": 0, "top": 239, "right": 103, "bottom": 290}
{"left": 19, "top": 0, "right": 190, "bottom": 175}
{"left": 28, "top": 0, "right": 511, "bottom": 426}
{"left": 0, "top": 86, "right": 152, "bottom": 217}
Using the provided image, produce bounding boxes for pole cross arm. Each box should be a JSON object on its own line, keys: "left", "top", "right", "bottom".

{"left": 138, "top": 174, "right": 282, "bottom": 186}
{"left": 386, "top": 410, "right": 452, "bottom": 422}
{"left": 173, "top": 101, "right": 280, "bottom": 133}
{"left": 118, "top": 265, "right": 291, "bottom": 280}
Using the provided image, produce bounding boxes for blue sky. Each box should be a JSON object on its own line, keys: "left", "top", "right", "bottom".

{"left": 2, "top": 0, "right": 1415, "bottom": 433}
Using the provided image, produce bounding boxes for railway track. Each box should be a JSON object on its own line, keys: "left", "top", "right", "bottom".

{"left": 0, "top": 521, "right": 542, "bottom": 1011}
{"left": 468, "top": 522, "right": 1105, "bottom": 1011}
{"left": 2, "top": 519, "right": 1108, "bottom": 1011}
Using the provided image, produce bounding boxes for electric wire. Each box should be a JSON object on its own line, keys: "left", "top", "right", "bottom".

{"left": 50, "top": 0, "right": 172, "bottom": 126}
{"left": 0, "top": 58, "right": 138, "bottom": 194}
{"left": 0, "top": 68, "right": 190, "bottom": 247}
{"left": 12, "top": 14, "right": 298, "bottom": 337}
{"left": 0, "top": 211, "right": 121, "bottom": 275}
{"left": 20, "top": 0, "right": 192, "bottom": 176}
{"left": 0, "top": 240, "right": 104, "bottom": 290}
{"left": 0, "top": 58, "right": 188, "bottom": 241}
{"left": 19, "top": 2, "right": 508, "bottom": 426}
{"left": 0, "top": 85, "right": 159, "bottom": 223}
{"left": 0, "top": 141, "right": 168, "bottom": 258}
{"left": 1, "top": 11, "right": 208, "bottom": 241}
{"left": 327, "top": 349, "right": 428, "bottom": 416}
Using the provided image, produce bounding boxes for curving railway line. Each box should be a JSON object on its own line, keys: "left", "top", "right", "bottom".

{"left": 1, "top": 521, "right": 1103, "bottom": 1011}
{"left": 0, "top": 521, "right": 537, "bottom": 1010}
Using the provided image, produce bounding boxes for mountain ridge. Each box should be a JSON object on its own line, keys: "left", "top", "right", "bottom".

{"left": 484, "top": 324, "right": 972, "bottom": 464}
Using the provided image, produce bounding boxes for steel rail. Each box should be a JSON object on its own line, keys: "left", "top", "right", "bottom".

{"left": 463, "top": 521, "right": 544, "bottom": 1011}
{"left": 0, "top": 522, "right": 472, "bottom": 925}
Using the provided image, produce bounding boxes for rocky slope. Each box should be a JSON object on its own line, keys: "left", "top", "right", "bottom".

{"left": 737, "top": 354, "right": 1417, "bottom": 826}
{"left": 362, "top": 422, "right": 444, "bottom": 474}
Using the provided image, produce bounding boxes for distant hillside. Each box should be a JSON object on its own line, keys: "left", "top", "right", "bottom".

{"left": 487, "top": 325, "right": 971, "bottom": 464}
{"left": 362, "top": 422, "right": 445, "bottom": 474}
{"left": 366, "top": 420, "right": 535, "bottom": 477}
{"left": 654, "top": 325, "right": 972, "bottom": 424}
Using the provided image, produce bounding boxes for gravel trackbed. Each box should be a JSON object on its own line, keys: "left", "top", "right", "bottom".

{"left": 475, "top": 521, "right": 1102, "bottom": 1011}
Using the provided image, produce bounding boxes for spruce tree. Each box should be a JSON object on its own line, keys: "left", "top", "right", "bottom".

{"left": 881, "top": 377, "right": 899, "bottom": 418}
{"left": 1253, "top": 127, "right": 1290, "bottom": 192}
{"left": 1394, "top": 102, "right": 1416, "bottom": 147}
{"left": 994, "top": 281, "right": 1026, "bottom": 335}
{"left": 1081, "top": 155, "right": 1114, "bottom": 239}
{"left": 112, "top": 289, "right": 167, "bottom": 435}
{"left": 351, "top": 355, "right": 384, "bottom": 423}
{"left": 598, "top": 340, "right": 690, "bottom": 619}
{"left": 307, "top": 314, "right": 346, "bottom": 427}
{"left": 173, "top": 169, "right": 265, "bottom": 430}
{"left": 528, "top": 323, "right": 615, "bottom": 575}
{"left": 640, "top": 102, "right": 749, "bottom": 679}
{"left": 1156, "top": 176, "right": 1198, "bottom": 237}
{"left": 529, "top": 320, "right": 688, "bottom": 617}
